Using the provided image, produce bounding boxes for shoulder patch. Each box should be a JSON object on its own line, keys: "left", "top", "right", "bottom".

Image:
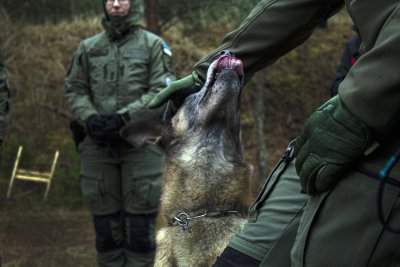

{"left": 162, "top": 43, "right": 172, "bottom": 57}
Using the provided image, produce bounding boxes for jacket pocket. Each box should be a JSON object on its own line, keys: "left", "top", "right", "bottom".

{"left": 80, "top": 170, "right": 108, "bottom": 213}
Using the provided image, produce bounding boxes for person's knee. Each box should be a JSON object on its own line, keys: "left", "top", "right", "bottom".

{"left": 93, "top": 211, "right": 124, "bottom": 253}
{"left": 125, "top": 212, "right": 157, "bottom": 253}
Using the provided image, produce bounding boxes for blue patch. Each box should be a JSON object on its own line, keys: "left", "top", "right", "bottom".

{"left": 162, "top": 44, "right": 172, "bottom": 57}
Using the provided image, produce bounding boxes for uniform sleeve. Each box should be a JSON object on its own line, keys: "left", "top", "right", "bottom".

{"left": 117, "top": 39, "right": 175, "bottom": 122}
{"left": 64, "top": 42, "right": 99, "bottom": 124}
{"left": 194, "top": 0, "right": 343, "bottom": 83}
{"left": 339, "top": 3, "right": 400, "bottom": 133}
{"left": 0, "top": 58, "right": 11, "bottom": 140}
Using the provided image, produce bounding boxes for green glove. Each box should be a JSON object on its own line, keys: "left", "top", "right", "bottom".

{"left": 148, "top": 71, "right": 203, "bottom": 110}
{"left": 294, "top": 95, "right": 376, "bottom": 194}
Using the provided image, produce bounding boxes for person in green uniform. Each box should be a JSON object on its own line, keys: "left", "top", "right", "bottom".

{"left": 0, "top": 57, "right": 11, "bottom": 164}
{"left": 149, "top": 0, "right": 400, "bottom": 266}
{"left": 65, "top": 0, "right": 174, "bottom": 266}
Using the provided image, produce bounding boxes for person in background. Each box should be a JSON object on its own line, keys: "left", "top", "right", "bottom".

{"left": 330, "top": 25, "right": 362, "bottom": 96}
{"left": 64, "top": 0, "right": 174, "bottom": 266}
{"left": 149, "top": 0, "right": 400, "bottom": 266}
{"left": 0, "top": 57, "right": 11, "bottom": 165}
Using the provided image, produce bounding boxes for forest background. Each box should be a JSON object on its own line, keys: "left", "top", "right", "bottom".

{"left": 0, "top": 0, "right": 354, "bottom": 265}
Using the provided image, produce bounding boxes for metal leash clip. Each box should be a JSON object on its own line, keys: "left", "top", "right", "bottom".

{"left": 173, "top": 211, "right": 208, "bottom": 231}
{"left": 174, "top": 212, "right": 191, "bottom": 230}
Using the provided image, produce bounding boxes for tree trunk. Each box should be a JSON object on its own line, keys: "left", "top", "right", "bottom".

{"left": 144, "top": 0, "right": 160, "bottom": 34}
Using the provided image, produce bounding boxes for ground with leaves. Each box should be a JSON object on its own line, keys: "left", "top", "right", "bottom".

{"left": 0, "top": 208, "right": 96, "bottom": 267}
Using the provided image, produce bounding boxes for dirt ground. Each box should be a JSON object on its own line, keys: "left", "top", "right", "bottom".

{"left": 0, "top": 208, "right": 97, "bottom": 267}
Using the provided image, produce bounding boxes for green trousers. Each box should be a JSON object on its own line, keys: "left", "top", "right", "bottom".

{"left": 78, "top": 136, "right": 164, "bottom": 267}
{"left": 228, "top": 139, "right": 400, "bottom": 266}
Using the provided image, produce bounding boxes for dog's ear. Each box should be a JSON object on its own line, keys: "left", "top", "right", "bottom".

{"left": 120, "top": 120, "right": 165, "bottom": 148}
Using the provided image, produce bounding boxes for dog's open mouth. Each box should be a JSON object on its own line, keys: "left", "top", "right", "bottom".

{"left": 206, "top": 54, "right": 244, "bottom": 90}
{"left": 200, "top": 54, "right": 244, "bottom": 104}
{"left": 215, "top": 55, "right": 244, "bottom": 79}
{"left": 171, "top": 51, "right": 245, "bottom": 133}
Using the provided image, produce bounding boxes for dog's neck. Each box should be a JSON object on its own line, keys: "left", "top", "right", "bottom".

{"left": 169, "top": 130, "right": 244, "bottom": 170}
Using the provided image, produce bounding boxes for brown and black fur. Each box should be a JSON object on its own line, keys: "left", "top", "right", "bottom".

{"left": 154, "top": 54, "right": 252, "bottom": 267}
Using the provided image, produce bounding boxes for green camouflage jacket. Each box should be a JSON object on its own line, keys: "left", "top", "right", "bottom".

{"left": 65, "top": 28, "right": 174, "bottom": 125}
{"left": 195, "top": 0, "right": 399, "bottom": 134}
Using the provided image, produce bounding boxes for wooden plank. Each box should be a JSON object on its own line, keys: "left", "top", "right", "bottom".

{"left": 17, "top": 169, "right": 51, "bottom": 178}
{"left": 15, "top": 175, "right": 50, "bottom": 183}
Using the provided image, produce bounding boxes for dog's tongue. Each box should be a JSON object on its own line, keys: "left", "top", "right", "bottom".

{"left": 216, "top": 55, "right": 244, "bottom": 77}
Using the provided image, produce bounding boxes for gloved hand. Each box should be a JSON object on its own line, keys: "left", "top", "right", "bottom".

{"left": 86, "top": 114, "right": 125, "bottom": 141}
{"left": 148, "top": 71, "right": 203, "bottom": 111}
{"left": 294, "top": 95, "right": 375, "bottom": 194}
{"left": 86, "top": 114, "right": 126, "bottom": 158}
{"left": 101, "top": 114, "right": 126, "bottom": 140}
{"left": 86, "top": 114, "right": 107, "bottom": 141}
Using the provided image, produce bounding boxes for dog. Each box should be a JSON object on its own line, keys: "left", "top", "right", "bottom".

{"left": 154, "top": 52, "right": 252, "bottom": 267}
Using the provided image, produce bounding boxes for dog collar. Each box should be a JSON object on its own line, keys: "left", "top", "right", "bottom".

{"left": 169, "top": 210, "right": 242, "bottom": 231}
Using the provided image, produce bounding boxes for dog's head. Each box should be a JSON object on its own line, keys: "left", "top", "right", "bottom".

{"left": 164, "top": 53, "right": 245, "bottom": 166}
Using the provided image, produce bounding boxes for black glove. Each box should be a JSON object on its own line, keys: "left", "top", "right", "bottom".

{"left": 86, "top": 114, "right": 126, "bottom": 158}
{"left": 86, "top": 114, "right": 108, "bottom": 141}
{"left": 102, "top": 114, "right": 126, "bottom": 158}
{"left": 86, "top": 114, "right": 126, "bottom": 141}
{"left": 69, "top": 120, "right": 86, "bottom": 150}
{"left": 101, "top": 114, "right": 126, "bottom": 140}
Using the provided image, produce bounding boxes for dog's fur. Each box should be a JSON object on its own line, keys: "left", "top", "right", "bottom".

{"left": 154, "top": 54, "right": 252, "bottom": 267}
